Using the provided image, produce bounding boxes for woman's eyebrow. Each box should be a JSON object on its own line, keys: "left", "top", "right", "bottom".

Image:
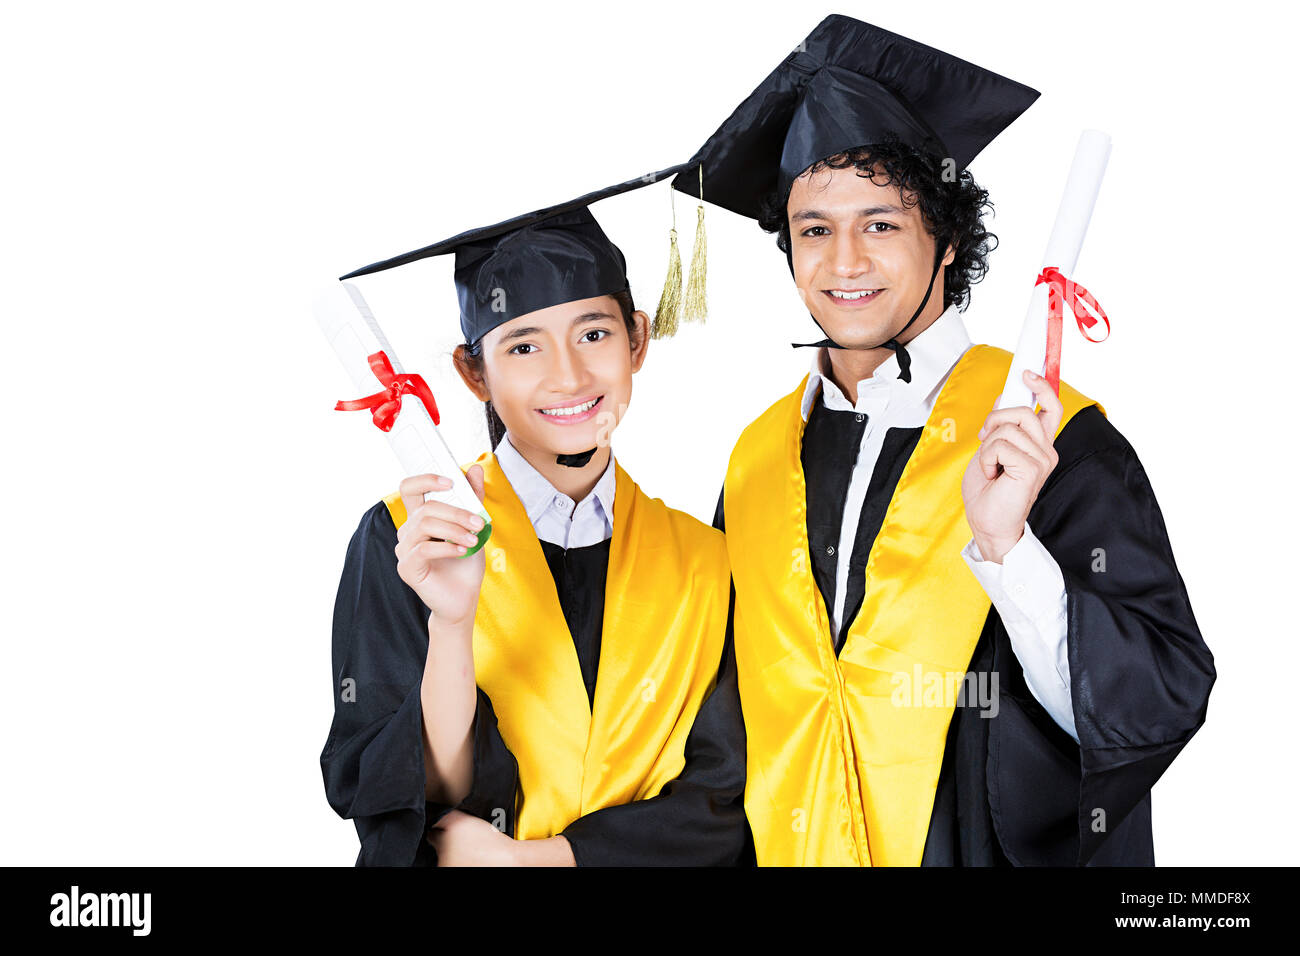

{"left": 790, "top": 203, "right": 905, "bottom": 223}
{"left": 500, "top": 325, "right": 542, "bottom": 342}
{"left": 499, "top": 312, "right": 614, "bottom": 342}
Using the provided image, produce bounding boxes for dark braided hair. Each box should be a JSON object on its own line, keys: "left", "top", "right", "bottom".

{"left": 757, "top": 134, "right": 997, "bottom": 312}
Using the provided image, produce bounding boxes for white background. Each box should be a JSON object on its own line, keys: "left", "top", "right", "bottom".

{"left": 3, "top": 0, "right": 1294, "bottom": 865}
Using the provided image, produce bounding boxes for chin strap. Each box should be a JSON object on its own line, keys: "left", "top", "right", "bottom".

{"left": 556, "top": 448, "right": 598, "bottom": 468}
{"left": 789, "top": 243, "right": 946, "bottom": 385}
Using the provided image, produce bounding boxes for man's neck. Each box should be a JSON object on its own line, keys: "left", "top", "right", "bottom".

{"left": 508, "top": 436, "right": 610, "bottom": 502}
{"left": 823, "top": 346, "right": 896, "bottom": 406}
{"left": 823, "top": 300, "right": 947, "bottom": 405}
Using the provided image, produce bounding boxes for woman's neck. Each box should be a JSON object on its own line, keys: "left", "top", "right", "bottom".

{"left": 506, "top": 436, "right": 611, "bottom": 501}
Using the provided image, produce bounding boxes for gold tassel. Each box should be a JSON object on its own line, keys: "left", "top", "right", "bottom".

{"left": 683, "top": 199, "right": 707, "bottom": 324}
{"left": 652, "top": 186, "right": 683, "bottom": 339}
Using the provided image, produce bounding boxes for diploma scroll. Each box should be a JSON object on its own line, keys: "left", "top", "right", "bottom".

{"left": 996, "top": 129, "right": 1111, "bottom": 411}
{"left": 314, "top": 281, "right": 492, "bottom": 556}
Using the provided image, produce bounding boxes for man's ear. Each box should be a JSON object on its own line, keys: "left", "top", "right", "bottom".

{"left": 452, "top": 345, "right": 491, "bottom": 402}
{"left": 629, "top": 309, "right": 651, "bottom": 373}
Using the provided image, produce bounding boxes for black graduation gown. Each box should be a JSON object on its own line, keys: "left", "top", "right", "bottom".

{"left": 319, "top": 502, "right": 750, "bottom": 866}
{"left": 714, "top": 400, "right": 1216, "bottom": 866}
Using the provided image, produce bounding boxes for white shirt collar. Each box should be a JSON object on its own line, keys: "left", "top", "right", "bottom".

{"left": 493, "top": 432, "right": 616, "bottom": 538}
{"left": 799, "top": 303, "right": 973, "bottom": 421}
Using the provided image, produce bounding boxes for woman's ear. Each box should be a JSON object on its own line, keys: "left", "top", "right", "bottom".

{"left": 941, "top": 241, "right": 957, "bottom": 268}
{"left": 452, "top": 345, "right": 491, "bottom": 402}
{"left": 629, "top": 309, "right": 651, "bottom": 373}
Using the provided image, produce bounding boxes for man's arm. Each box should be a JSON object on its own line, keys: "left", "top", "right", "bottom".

{"left": 961, "top": 522, "right": 1076, "bottom": 740}
{"left": 1004, "top": 406, "right": 1215, "bottom": 863}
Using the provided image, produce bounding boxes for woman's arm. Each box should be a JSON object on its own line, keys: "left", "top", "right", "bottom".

{"left": 429, "top": 811, "right": 575, "bottom": 866}
{"left": 392, "top": 468, "right": 489, "bottom": 806}
{"left": 420, "top": 613, "right": 477, "bottom": 804}
{"left": 320, "top": 500, "right": 442, "bottom": 866}
{"left": 322, "top": 468, "right": 521, "bottom": 866}
{"left": 511, "top": 836, "right": 576, "bottom": 865}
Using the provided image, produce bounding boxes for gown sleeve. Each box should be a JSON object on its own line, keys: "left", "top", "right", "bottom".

{"left": 987, "top": 406, "right": 1216, "bottom": 865}
{"left": 553, "top": 488, "right": 754, "bottom": 866}
{"left": 319, "top": 501, "right": 519, "bottom": 866}
{"left": 961, "top": 521, "right": 1077, "bottom": 740}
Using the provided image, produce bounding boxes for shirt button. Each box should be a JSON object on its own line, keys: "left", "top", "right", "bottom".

{"left": 1013, "top": 584, "right": 1026, "bottom": 595}
{"left": 826, "top": 545, "right": 836, "bottom": 556}
{"left": 855, "top": 413, "right": 865, "bottom": 423}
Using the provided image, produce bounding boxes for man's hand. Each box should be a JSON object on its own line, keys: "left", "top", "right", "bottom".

{"left": 961, "top": 369, "right": 1064, "bottom": 563}
{"left": 427, "top": 809, "right": 518, "bottom": 867}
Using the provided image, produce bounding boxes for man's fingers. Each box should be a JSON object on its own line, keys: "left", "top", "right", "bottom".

{"left": 981, "top": 423, "right": 1052, "bottom": 470}
{"left": 978, "top": 437, "right": 1038, "bottom": 481}
{"left": 977, "top": 438, "right": 1002, "bottom": 480}
{"left": 978, "top": 405, "right": 1048, "bottom": 445}
{"left": 1024, "top": 369, "right": 1065, "bottom": 440}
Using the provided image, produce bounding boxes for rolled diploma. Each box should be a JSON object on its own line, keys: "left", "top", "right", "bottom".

{"left": 995, "top": 129, "right": 1111, "bottom": 411}
{"left": 314, "top": 281, "right": 492, "bottom": 555}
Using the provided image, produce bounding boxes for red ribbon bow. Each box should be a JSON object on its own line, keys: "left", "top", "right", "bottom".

{"left": 334, "top": 350, "right": 440, "bottom": 431}
{"left": 1034, "top": 266, "right": 1111, "bottom": 396}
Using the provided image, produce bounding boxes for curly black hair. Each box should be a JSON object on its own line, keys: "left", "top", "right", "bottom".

{"left": 757, "top": 134, "right": 997, "bottom": 311}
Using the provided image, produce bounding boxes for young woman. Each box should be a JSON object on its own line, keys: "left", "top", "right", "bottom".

{"left": 319, "top": 169, "right": 750, "bottom": 866}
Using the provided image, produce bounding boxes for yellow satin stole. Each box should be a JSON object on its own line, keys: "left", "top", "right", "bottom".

{"left": 382, "top": 450, "right": 729, "bottom": 839}
{"left": 724, "top": 344, "right": 1105, "bottom": 866}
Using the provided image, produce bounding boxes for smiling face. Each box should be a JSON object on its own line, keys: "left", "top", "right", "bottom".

{"left": 461, "top": 295, "right": 649, "bottom": 463}
{"left": 787, "top": 160, "right": 954, "bottom": 348}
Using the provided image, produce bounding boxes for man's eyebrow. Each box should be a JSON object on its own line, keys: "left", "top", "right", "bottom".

{"left": 573, "top": 311, "right": 615, "bottom": 324}
{"left": 790, "top": 204, "right": 906, "bottom": 223}
{"left": 499, "top": 312, "right": 615, "bottom": 342}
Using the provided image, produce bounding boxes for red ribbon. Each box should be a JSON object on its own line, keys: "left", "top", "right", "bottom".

{"left": 1034, "top": 266, "right": 1110, "bottom": 397}
{"left": 334, "top": 350, "right": 440, "bottom": 431}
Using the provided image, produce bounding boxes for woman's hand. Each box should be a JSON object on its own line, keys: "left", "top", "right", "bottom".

{"left": 395, "top": 465, "right": 488, "bottom": 625}
{"left": 428, "top": 810, "right": 577, "bottom": 866}
{"left": 428, "top": 810, "right": 519, "bottom": 867}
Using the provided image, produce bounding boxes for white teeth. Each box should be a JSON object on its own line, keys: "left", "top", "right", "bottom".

{"left": 539, "top": 397, "right": 599, "bottom": 417}
{"left": 829, "top": 289, "right": 879, "bottom": 300}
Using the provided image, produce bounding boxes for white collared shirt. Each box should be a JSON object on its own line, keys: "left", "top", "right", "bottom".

{"left": 493, "top": 433, "right": 616, "bottom": 549}
{"left": 801, "top": 303, "right": 1077, "bottom": 741}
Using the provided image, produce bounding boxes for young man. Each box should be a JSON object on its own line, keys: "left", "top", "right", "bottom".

{"left": 681, "top": 15, "right": 1215, "bottom": 865}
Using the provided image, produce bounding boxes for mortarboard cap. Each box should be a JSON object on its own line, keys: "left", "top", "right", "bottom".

{"left": 340, "top": 162, "right": 692, "bottom": 346}
{"left": 671, "top": 14, "right": 1039, "bottom": 219}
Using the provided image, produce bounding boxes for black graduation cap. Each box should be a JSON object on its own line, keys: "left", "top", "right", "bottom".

{"left": 340, "top": 162, "right": 693, "bottom": 347}
{"left": 667, "top": 14, "right": 1039, "bottom": 380}
{"left": 672, "top": 14, "right": 1040, "bottom": 220}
